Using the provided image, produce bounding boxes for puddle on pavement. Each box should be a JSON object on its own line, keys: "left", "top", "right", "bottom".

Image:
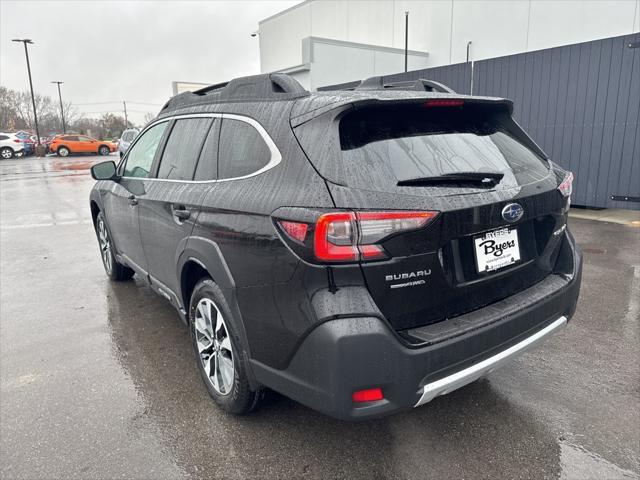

{"left": 582, "top": 247, "right": 607, "bottom": 255}
{"left": 559, "top": 439, "right": 639, "bottom": 479}
{"left": 52, "top": 159, "right": 96, "bottom": 171}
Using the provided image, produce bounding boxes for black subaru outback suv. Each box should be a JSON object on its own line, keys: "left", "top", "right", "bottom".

{"left": 90, "top": 74, "right": 582, "bottom": 420}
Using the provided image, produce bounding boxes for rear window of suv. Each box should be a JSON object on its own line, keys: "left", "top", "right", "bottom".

{"left": 337, "top": 103, "right": 550, "bottom": 192}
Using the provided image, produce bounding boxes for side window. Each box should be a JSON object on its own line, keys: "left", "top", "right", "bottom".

{"left": 193, "top": 120, "right": 219, "bottom": 181}
{"left": 63, "top": 136, "right": 78, "bottom": 141}
{"left": 157, "top": 118, "right": 212, "bottom": 181}
{"left": 217, "top": 119, "right": 271, "bottom": 179}
{"left": 0, "top": 135, "right": 8, "bottom": 140}
{"left": 123, "top": 122, "right": 168, "bottom": 178}
{"left": 78, "top": 136, "right": 92, "bottom": 142}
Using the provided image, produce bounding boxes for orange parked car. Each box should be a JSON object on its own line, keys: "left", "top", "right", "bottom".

{"left": 50, "top": 135, "right": 117, "bottom": 157}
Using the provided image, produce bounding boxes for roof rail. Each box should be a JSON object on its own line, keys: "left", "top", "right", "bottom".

{"left": 161, "top": 73, "right": 309, "bottom": 112}
{"left": 353, "top": 76, "right": 456, "bottom": 93}
{"left": 192, "top": 80, "right": 230, "bottom": 96}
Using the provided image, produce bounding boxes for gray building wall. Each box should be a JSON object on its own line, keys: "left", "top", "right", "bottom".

{"left": 320, "top": 33, "right": 640, "bottom": 210}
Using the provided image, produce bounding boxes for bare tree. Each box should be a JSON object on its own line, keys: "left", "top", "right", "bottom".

{"left": 0, "top": 87, "right": 19, "bottom": 131}
{"left": 0, "top": 86, "right": 76, "bottom": 134}
{"left": 143, "top": 112, "right": 155, "bottom": 125}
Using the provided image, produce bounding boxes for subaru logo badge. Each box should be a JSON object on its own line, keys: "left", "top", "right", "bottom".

{"left": 502, "top": 203, "right": 524, "bottom": 223}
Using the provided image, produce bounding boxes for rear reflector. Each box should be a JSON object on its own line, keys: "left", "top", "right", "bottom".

{"left": 352, "top": 388, "right": 384, "bottom": 403}
{"left": 424, "top": 99, "right": 464, "bottom": 107}
{"left": 278, "top": 220, "right": 308, "bottom": 244}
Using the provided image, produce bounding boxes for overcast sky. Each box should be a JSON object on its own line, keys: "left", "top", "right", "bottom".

{"left": 0, "top": 0, "right": 300, "bottom": 124}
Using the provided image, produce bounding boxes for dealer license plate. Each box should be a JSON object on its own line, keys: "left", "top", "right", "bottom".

{"left": 473, "top": 227, "right": 521, "bottom": 273}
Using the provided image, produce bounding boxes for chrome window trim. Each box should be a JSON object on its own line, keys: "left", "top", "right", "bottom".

{"left": 118, "top": 112, "right": 282, "bottom": 183}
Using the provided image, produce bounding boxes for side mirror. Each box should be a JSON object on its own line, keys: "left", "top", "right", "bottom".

{"left": 91, "top": 161, "right": 118, "bottom": 181}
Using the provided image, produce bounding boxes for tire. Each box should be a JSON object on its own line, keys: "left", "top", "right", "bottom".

{"left": 0, "top": 147, "right": 14, "bottom": 159}
{"left": 98, "top": 145, "right": 110, "bottom": 156}
{"left": 95, "top": 212, "right": 134, "bottom": 281}
{"left": 189, "top": 279, "right": 262, "bottom": 414}
{"left": 57, "top": 146, "right": 70, "bottom": 157}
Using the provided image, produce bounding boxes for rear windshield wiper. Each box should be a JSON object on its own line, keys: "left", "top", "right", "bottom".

{"left": 397, "top": 171, "right": 504, "bottom": 187}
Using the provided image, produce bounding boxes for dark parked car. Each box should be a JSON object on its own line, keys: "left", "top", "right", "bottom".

{"left": 89, "top": 74, "right": 582, "bottom": 420}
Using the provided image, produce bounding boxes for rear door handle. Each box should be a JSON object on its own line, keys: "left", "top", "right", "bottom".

{"left": 128, "top": 195, "right": 138, "bottom": 206}
{"left": 172, "top": 206, "right": 191, "bottom": 221}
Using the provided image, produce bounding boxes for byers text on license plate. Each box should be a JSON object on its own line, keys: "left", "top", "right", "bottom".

{"left": 474, "top": 228, "right": 521, "bottom": 273}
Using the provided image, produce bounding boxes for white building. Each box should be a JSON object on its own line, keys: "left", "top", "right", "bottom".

{"left": 258, "top": 0, "right": 640, "bottom": 90}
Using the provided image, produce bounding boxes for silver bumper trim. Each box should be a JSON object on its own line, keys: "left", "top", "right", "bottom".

{"left": 414, "top": 316, "right": 567, "bottom": 407}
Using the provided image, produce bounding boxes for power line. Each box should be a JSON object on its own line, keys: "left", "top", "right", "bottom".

{"left": 80, "top": 109, "right": 157, "bottom": 114}
{"left": 129, "top": 101, "right": 163, "bottom": 106}
{"left": 75, "top": 100, "right": 162, "bottom": 106}
{"left": 75, "top": 101, "right": 120, "bottom": 106}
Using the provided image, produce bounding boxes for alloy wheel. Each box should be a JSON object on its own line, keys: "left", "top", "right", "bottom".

{"left": 1, "top": 148, "right": 12, "bottom": 159}
{"left": 97, "top": 219, "right": 113, "bottom": 274}
{"left": 194, "top": 298, "right": 234, "bottom": 395}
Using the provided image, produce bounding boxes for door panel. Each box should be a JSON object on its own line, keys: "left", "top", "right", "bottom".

{"left": 104, "top": 121, "right": 170, "bottom": 274}
{"left": 138, "top": 181, "right": 212, "bottom": 299}
{"left": 138, "top": 117, "right": 215, "bottom": 302}
{"left": 78, "top": 136, "right": 96, "bottom": 153}
{"left": 67, "top": 140, "right": 80, "bottom": 152}
{"left": 101, "top": 178, "right": 148, "bottom": 272}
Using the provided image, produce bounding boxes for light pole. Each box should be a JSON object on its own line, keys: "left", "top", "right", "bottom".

{"left": 51, "top": 81, "right": 66, "bottom": 133}
{"left": 123, "top": 100, "right": 128, "bottom": 127}
{"left": 466, "top": 41, "right": 474, "bottom": 95}
{"left": 12, "top": 39, "right": 41, "bottom": 145}
{"left": 404, "top": 11, "right": 409, "bottom": 73}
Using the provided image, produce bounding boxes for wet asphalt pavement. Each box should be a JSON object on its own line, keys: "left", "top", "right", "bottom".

{"left": 1, "top": 155, "right": 639, "bottom": 480}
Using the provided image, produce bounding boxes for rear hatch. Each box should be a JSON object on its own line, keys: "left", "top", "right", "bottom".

{"left": 293, "top": 97, "right": 570, "bottom": 331}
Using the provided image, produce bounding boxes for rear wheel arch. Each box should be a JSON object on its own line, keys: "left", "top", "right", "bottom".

{"left": 178, "top": 245, "right": 255, "bottom": 385}
{"left": 181, "top": 259, "right": 211, "bottom": 312}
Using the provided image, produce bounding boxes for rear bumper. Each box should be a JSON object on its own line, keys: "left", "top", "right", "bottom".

{"left": 415, "top": 315, "right": 567, "bottom": 406}
{"left": 251, "top": 234, "right": 582, "bottom": 420}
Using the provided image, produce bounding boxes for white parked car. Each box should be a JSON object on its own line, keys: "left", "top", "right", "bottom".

{"left": 118, "top": 128, "right": 139, "bottom": 157}
{"left": 0, "top": 133, "right": 25, "bottom": 159}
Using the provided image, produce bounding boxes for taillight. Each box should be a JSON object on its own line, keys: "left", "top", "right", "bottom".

{"left": 314, "top": 210, "right": 438, "bottom": 263}
{"left": 13, "top": 139, "right": 21, "bottom": 143}
{"left": 314, "top": 212, "right": 359, "bottom": 262}
{"left": 558, "top": 171, "right": 573, "bottom": 197}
